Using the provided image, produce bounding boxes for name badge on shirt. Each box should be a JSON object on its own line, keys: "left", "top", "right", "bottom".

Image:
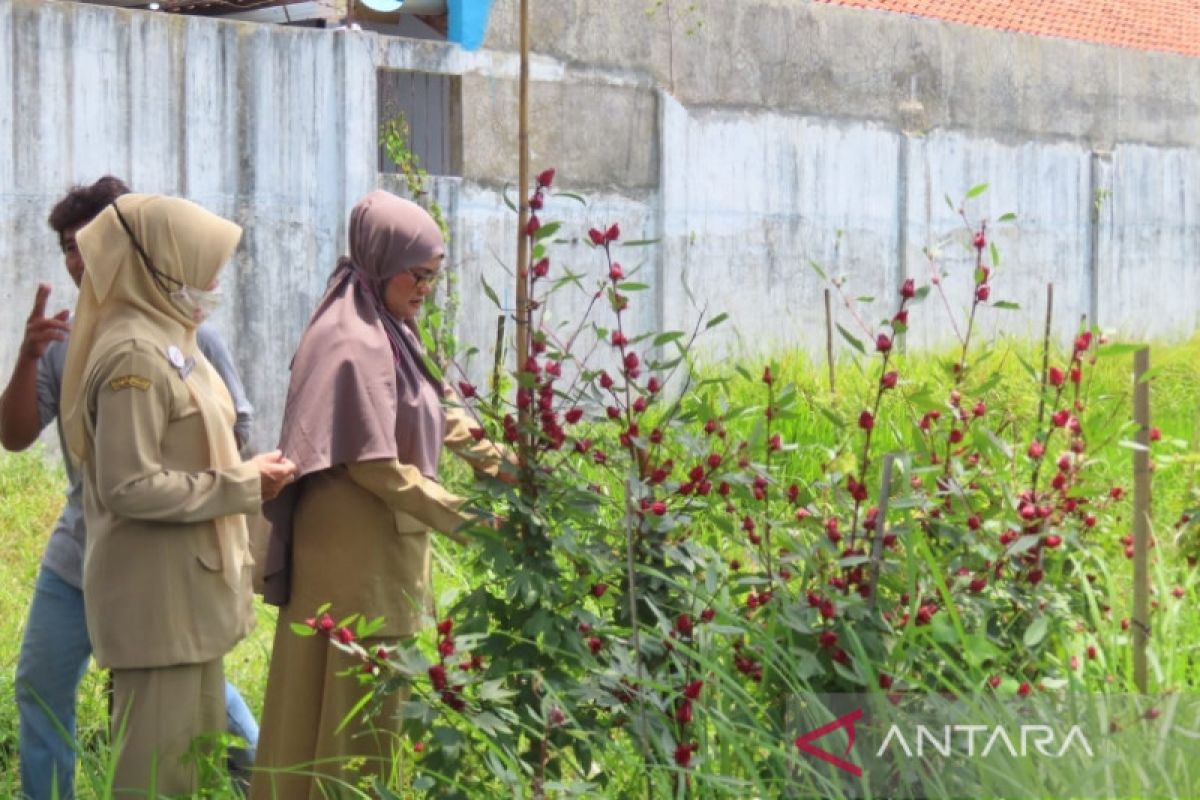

{"left": 165, "top": 345, "right": 196, "bottom": 380}
{"left": 108, "top": 375, "right": 151, "bottom": 392}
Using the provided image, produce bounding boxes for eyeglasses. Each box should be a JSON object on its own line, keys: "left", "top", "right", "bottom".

{"left": 410, "top": 269, "right": 442, "bottom": 289}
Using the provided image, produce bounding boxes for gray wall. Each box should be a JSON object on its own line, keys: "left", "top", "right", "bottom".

{"left": 3, "top": 0, "right": 1199, "bottom": 452}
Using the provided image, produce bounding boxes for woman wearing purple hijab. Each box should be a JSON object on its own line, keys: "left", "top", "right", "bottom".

{"left": 250, "top": 191, "right": 508, "bottom": 798}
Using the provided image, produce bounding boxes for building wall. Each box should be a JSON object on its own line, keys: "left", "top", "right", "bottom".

{"left": 2, "top": 0, "right": 1198, "bottom": 452}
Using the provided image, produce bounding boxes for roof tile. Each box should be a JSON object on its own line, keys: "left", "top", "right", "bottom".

{"left": 817, "top": 0, "right": 1200, "bottom": 57}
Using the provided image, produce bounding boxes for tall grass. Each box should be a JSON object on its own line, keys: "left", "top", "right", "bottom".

{"left": 3, "top": 336, "right": 1200, "bottom": 797}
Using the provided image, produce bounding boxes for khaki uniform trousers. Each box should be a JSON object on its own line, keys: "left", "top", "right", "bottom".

{"left": 110, "top": 659, "right": 225, "bottom": 798}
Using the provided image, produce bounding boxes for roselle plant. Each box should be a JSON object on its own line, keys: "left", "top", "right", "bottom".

{"left": 296, "top": 181, "right": 1167, "bottom": 798}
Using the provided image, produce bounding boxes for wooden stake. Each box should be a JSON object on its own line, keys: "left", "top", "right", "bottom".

{"left": 824, "top": 288, "right": 836, "bottom": 394}
{"left": 1034, "top": 283, "right": 1055, "bottom": 432}
{"left": 491, "top": 313, "right": 506, "bottom": 408}
{"left": 1133, "top": 346, "right": 1151, "bottom": 694}
{"left": 514, "top": 0, "right": 532, "bottom": 464}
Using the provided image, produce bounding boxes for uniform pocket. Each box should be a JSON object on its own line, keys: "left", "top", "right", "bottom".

{"left": 196, "top": 533, "right": 223, "bottom": 572}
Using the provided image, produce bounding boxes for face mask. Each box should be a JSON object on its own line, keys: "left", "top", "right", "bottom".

{"left": 170, "top": 284, "right": 224, "bottom": 323}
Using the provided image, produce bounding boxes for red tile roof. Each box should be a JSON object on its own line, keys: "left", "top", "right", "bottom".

{"left": 818, "top": 0, "right": 1200, "bottom": 58}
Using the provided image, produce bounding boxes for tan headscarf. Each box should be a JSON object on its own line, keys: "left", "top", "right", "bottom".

{"left": 262, "top": 190, "right": 446, "bottom": 605}
{"left": 61, "top": 193, "right": 247, "bottom": 587}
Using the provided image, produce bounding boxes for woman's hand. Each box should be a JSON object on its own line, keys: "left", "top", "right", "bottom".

{"left": 250, "top": 450, "right": 298, "bottom": 501}
{"left": 494, "top": 454, "right": 521, "bottom": 486}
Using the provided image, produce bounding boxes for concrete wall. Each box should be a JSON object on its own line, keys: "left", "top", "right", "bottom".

{"left": 3, "top": 0, "right": 1199, "bottom": 453}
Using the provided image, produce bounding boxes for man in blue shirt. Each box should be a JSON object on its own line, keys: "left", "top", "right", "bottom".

{"left": 0, "top": 177, "right": 260, "bottom": 799}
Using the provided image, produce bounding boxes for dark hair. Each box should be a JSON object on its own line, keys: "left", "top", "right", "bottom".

{"left": 47, "top": 176, "right": 131, "bottom": 243}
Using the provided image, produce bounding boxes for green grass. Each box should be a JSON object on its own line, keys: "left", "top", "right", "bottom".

{"left": 3, "top": 336, "right": 1200, "bottom": 797}
{"left": 0, "top": 447, "right": 278, "bottom": 798}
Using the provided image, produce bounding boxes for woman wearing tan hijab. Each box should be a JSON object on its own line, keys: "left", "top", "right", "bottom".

{"left": 251, "top": 191, "right": 509, "bottom": 798}
{"left": 60, "top": 194, "right": 297, "bottom": 797}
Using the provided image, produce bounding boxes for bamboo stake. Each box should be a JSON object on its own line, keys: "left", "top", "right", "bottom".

{"left": 824, "top": 288, "right": 836, "bottom": 394}
{"left": 491, "top": 313, "right": 506, "bottom": 408}
{"left": 1034, "top": 283, "right": 1055, "bottom": 432}
{"left": 514, "top": 0, "right": 532, "bottom": 467}
{"left": 1030, "top": 284, "right": 1055, "bottom": 495}
{"left": 1133, "top": 347, "right": 1151, "bottom": 694}
{"left": 868, "top": 453, "right": 895, "bottom": 612}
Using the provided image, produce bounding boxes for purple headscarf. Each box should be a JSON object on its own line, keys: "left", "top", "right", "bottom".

{"left": 262, "top": 191, "right": 446, "bottom": 606}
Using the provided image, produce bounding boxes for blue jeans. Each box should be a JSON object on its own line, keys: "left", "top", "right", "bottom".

{"left": 16, "top": 566, "right": 259, "bottom": 800}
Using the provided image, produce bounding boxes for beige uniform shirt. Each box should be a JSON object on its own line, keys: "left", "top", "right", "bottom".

{"left": 81, "top": 340, "right": 260, "bottom": 669}
{"left": 284, "top": 403, "right": 505, "bottom": 637}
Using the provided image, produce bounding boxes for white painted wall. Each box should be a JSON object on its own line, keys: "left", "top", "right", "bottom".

{"left": 3, "top": 0, "right": 1199, "bottom": 455}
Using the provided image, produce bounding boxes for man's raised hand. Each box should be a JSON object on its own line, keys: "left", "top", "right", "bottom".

{"left": 20, "top": 284, "right": 70, "bottom": 362}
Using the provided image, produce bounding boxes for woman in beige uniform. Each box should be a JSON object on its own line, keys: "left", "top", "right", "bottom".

{"left": 60, "top": 194, "right": 296, "bottom": 797}
{"left": 251, "top": 191, "right": 508, "bottom": 799}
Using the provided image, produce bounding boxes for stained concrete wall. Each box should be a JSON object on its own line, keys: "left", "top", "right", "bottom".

{"left": 3, "top": 0, "right": 1199, "bottom": 453}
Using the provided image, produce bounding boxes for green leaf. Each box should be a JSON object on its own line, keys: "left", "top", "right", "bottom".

{"left": 481, "top": 276, "right": 502, "bottom": 309}
{"left": 855, "top": 296, "right": 875, "bottom": 303}
{"left": 1138, "top": 364, "right": 1166, "bottom": 383}
{"left": 555, "top": 191, "right": 589, "bottom": 205}
{"left": 470, "top": 710, "right": 511, "bottom": 736}
{"left": 1023, "top": 616, "right": 1049, "bottom": 648}
{"left": 616, "top": 281, "right": 650, "bottom": 292}
{"left": 836, "top": 323, "right": 866, "bottom": 355}
{"left": 989, "top": 242, "right": 1000, "bottom": 267}
{"left": 653, "top": 331, "right": 684, "bottom": 346}
{"left": 944, "top": 194, "right": 956, "bottom": 211}
{"left": 371, "top": 779, "right": 406, "bottom": 800}
{"left": 1096, "top": 343, "right": 1146, "bottom": 358}
{"left": 911, "top": 285, "right": 931, "bottom": 304}
{"left": 998, "top": 212, "right": 1017, "bottom": 222}
{"left": 1009, "top": 534, "right": 1041, "bottom": 556}
{"left": 966, "top": 183, "right": 989, "bottom": 199}
{"left": 533, "top": 221, "right": 562, "bottom": 241}
{"left": 501, "top": 184, "right": 518, "bottom": 212}
{"left": 478, "top": 679, "right": 517, "bottom": 704}
{"left": 991, "top": 301, "right": 1020, "bottom": 310}
{"left": 1014, "top": 352, "right": 1040, "bottom": 383}
{"left": 705, "top": 312, "right": 729, "bottom": 330}
{"left": 289, "top": 622, "right": 316, "bottom": 637}
{"left": 808, "top": 260, "right": 828, "bottom": 281}
{"left": 982, "top": 429, "right": 1013, "bottom": 459}
{"left": 964, "top": 634, "right": 1001, "bottom": 667}
{"left": 792, "top": 649, "right": 824, "bottom": 680}
{"left": 622, "top": 238, "right": 661, "bottom": 247}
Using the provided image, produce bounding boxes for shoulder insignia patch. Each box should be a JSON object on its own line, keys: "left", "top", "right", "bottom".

{"left": 108, "top": 375, "right": 151, "bottom": 392}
